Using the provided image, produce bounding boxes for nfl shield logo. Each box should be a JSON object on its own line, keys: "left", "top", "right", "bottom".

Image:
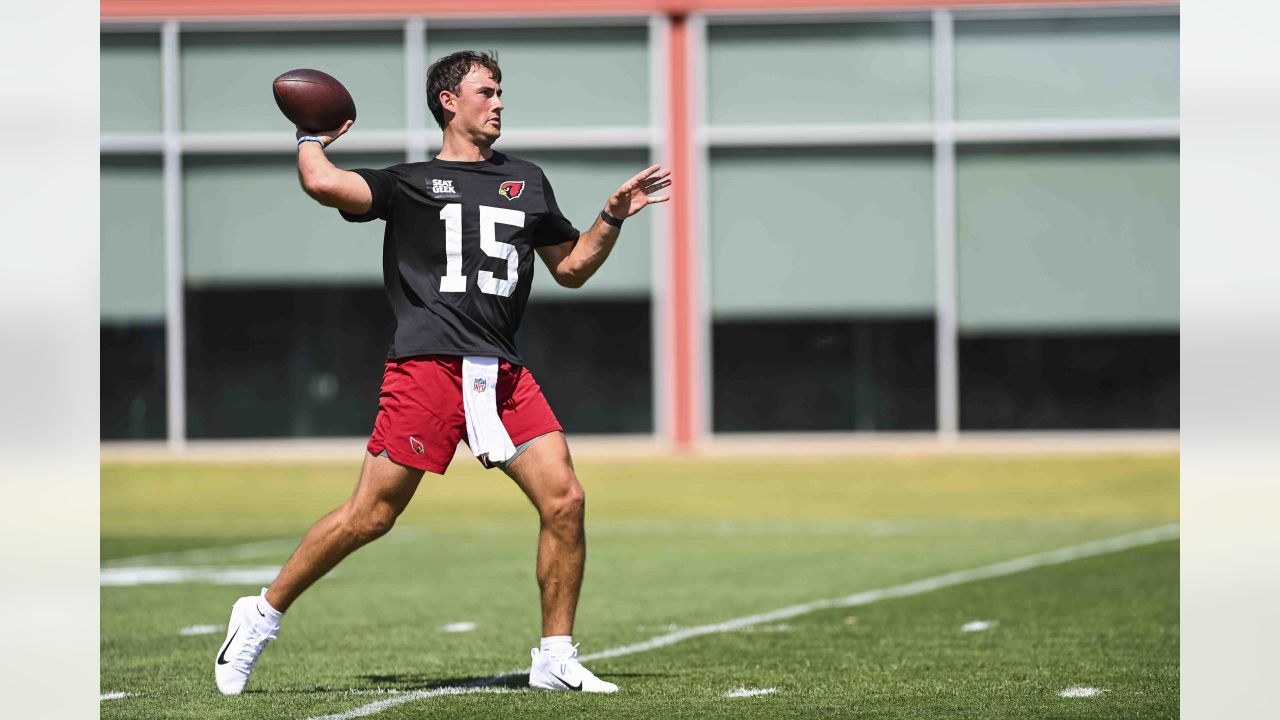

{"left": 473, "top": 378, "right": 488, "bottom": 393}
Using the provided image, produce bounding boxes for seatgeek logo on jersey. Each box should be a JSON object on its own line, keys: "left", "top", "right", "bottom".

{"left": 432, "top": 179, "right": 457, "bottom": 195}
{"left": 498, "top": 180, "right": 525, "bottom": 201}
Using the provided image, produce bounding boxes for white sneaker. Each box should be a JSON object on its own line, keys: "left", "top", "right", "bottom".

{"left": 214, "top": 591, "right": 279, "bottom": 695}
{"left": 529, "top": 645, "right": 618, "bottom": 693}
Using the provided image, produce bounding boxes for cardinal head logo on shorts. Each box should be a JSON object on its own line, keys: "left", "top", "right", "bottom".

{"left": 409, "top": 436, "right": 425, "bottom": 455}
{"left": 498, "top": 180, "right": 525, "bottom": 200}
{"left": 473, "top": 378, "right": 488, "bottom": 393}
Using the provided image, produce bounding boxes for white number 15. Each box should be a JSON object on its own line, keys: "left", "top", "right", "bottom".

{"left": 438, "top": 203, "right": 525, "bottom": 297}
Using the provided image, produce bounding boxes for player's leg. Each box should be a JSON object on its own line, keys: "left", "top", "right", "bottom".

{"left": 502, "top": 430, "right": 585, "bottom": 636}
{"left": 266, "top": 451, "right": 425, "bottom": 611}
{"left": 215, "top": 451, "right": 424, "bottom": 695}
{"left": 502, "top": 431, "right": 617, "bottom": 693}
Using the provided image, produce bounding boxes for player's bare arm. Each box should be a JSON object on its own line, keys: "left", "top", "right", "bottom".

{"left": 294, "top": 119, "right": 374, "bottom": 215}
{"left": 537, "top": 164, "right": 672, "bottom": 288}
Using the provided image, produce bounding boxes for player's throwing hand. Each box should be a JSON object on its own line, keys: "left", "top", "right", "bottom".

{"left": 604, "top": 164, "right": 672, "bottom": 220}
{"left": 296, "top": 119, "right": 354, "bottom": 147}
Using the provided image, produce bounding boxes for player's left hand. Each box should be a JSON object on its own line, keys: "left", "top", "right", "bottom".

{"left": 605, "top": 165, "right": 672, "bottom": 220}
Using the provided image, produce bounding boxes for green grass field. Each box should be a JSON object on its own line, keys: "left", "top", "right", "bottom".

{"left": 101, "top": 453, "right": 1178, "bottom": 719}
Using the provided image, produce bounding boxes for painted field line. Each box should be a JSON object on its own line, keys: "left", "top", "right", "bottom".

{"left": 101, "top": 539, "right": 300, "bottom": 568}
{"left": 100, "top": 692, "right": 136, "bottom": 701}
{"left": 304, "top": 523, "right": 1178, "bottom": 720}
{"left": 102, "top": 528, "right": 426, "bottom": 568}
{"left": 725, "top": 687, "right": 778, "bottom": 698}
{"left": 101, "top": 565, "right": 282, "bottom": 586}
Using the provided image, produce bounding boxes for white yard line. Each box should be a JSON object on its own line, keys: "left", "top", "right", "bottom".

{"left": 303, "top": 523, "right": 1178, "bottom": 720}
{"left": 101, "top": 566, "right": 282, "bottom": 586}
{"left": 100, "top": 692, "right": 136, "bottom": 701}
{"left": 725, "top": 687, "right": 778, "bottom": 698}
{"left": 102, "top": 539, "right": 300, "bottom": 568}
{"left": 102, "top": 528, "right": 425, "bottom": 568}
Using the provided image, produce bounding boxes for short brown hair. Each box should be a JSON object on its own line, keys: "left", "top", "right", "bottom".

{"left": 425, "top": 50, "right": 502, "bottom": 129}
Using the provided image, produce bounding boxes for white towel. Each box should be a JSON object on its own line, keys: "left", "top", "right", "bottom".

{"left": 462, "top": 356, "right": 517, "bottom": 465}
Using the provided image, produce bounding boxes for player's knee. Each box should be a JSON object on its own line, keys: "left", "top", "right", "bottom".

{"left": 345, "top": 502, "right": 398, "bottom": 543}
{"left": 543, "top": 481, "right": 585, "bottom": 528}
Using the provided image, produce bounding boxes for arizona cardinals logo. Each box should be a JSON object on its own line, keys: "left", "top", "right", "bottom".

{"left": 409, "top": 436, "right": 425, "bottom": 455}
{"left": 498, "top": 180, "right": 525, "bottom": 200}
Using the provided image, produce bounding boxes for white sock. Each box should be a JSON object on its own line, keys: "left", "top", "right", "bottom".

{"left": 540, "top": 635, "right": 573, "bottom": 657}
{"left": 256, "top": 587, "right": 284, "bottom": 625}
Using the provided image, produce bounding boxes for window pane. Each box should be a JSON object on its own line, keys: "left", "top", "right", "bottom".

{"left": 519, "top": 300, "right": 652, "bottom": 433}
{"left": 707, "top": 22, "right": 932, "bottom": 125}
{"left": 710, "top": 147, "right": 934, "bottom": 317}
{"left": 102, "top": 156, "right": 165, "bottom": 322}
{"left": 102, "top": 155, "right": 166, "bottom": 440}
{"left": 957, "top": 142, "right": 1178, "bottom": 331}
{"left": 102, "top": 33, "right": 162, "bottom": 133}
{"left": 183, "top": 154, "right": 398, "bottom": 284}
{"left": 960, "top": 333, "right": 1178, "bottom": 429}
{"left": 516, "top": 150, "right": 652, "bottom": 301}
{"left": 955, "top": 16, "right": 1179, "bottom": 121}
{"left": 426, "top": 27, "right": 649, "bottom": 129}
{"left": 714, "top": 319, "right": 935, "bottom": 432}
{"left": 102, "top": 325, "right": 167, "bottom": 440}
{"left": 185, "top": 286, "right": 389, "bottom": 438}
{"left": 182, "top": 31, "right": 404, "bottom": 132}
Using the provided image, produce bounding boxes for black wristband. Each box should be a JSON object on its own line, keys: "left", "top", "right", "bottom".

{"left": 599, "top": 210, "right": 624, "bottom": 228}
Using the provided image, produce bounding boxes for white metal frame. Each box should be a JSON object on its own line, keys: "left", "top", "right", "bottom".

{"left": 160, "top": 20, "right": 185, "bottom": 450}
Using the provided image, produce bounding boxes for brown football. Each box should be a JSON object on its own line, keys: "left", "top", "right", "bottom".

{"left": 272, "top": 69, "right": 357, "bottom": 133}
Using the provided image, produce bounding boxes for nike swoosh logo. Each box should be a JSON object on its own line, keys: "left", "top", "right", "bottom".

{"left": 549, "top": 670, "right": 581, "bottom": 691}
{"left": 217, "top": 626, "right": 239, "bottom": 665}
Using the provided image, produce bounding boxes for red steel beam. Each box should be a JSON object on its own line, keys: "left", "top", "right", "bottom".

{"left": 667, "top": 15, "right": 698, "bottom": 449}
{"left": 102, "top": 0, "right": 1175, "bottom": 20}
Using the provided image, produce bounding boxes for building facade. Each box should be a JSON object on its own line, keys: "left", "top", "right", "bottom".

{"left": 100, "top": 0, "right": 1179, "bottom": 447}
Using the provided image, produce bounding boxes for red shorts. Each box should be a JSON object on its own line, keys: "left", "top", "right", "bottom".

{"left": 367, "top": 355, "right": 562, "bottom": 474}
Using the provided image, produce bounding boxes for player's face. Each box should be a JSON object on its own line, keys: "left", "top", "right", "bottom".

{"left": 446, "top": 66, "right": 504, "bottom": 143}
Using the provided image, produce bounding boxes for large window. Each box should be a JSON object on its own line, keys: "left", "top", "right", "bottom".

{"left": 101, "top": 21, "right": 656, "bottom": 440}
{"left": 708, "top": 146, "right": 936, "bottom": 431}
{"left": 706, "top": 21, "right": 938, "bottom": 433}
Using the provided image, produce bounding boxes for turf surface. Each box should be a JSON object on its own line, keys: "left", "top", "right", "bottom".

{"left": 101, "top": 453, "right": 1178, "bottom": 718}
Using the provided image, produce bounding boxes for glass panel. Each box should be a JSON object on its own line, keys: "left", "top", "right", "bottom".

{"left": 101, "top": 325, "right": 167, "bottom": 440}
{"left": 425, "top": 26, "right": 649, "bottom": 129}
{"left": 181, "top": 31, "right": 404, "bottom": 132}
{"left": 102, "top": 156, "right": 165, "bottom": 322}
{"left": 185, "top": 286, "right": 388, "bottom": 438}
{"left": 707, "top": 22, "right": 932, "bottom": 125}
{"left": 955, "top": 16, "right": 1179, "bottom": 121}
{"left": 519, "top": 299, "right": 652, "bottom": 433}
{"left": 957, "top": 142, "right": 1178, "bottom": 331}
{"left": 102, "top": 33, "right": 162, "bottom": 133}
{"left": 183, "top": 153, "right": 399, "bottom": 284}
{"left": 102, "top": 153, "right": 166, "bottom": 441}
{"left": 710, "top": 147, "right": 934, "bottom": 318}
{"left": 514, "top": 150, "right": 652, "bottom": 300}
{"left": 713, "top": 319, "right": 935, "bottom": 432}
{"left": 960, "top": 333, "right": 1178, "bottom": 429}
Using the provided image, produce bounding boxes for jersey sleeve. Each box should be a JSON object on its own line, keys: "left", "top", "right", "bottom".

{"left": 531, "top": 171, "right": 581, "bottom": 248}
{"left": 339, "top": 167, "right": 399, "bottom": 223}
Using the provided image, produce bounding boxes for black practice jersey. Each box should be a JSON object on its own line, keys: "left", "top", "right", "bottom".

{"left": 341, "top": 153, "right": 580, "bottom": 364}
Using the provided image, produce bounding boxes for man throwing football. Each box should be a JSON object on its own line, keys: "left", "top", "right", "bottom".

{"left": 214, "top": 50, "right": 670, "bottom": 696}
